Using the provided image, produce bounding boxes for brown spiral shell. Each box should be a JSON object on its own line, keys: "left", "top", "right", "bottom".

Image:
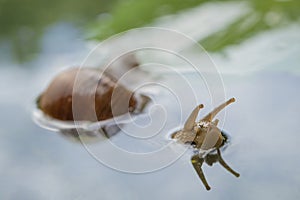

{"left": 37, "top": 68, "right": 137, "bottom": 122}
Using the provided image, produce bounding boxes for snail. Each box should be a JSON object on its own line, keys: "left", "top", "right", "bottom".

{"left": 35, "top": 55, "right": 150, "bottom": 138}
{"left": 171, "top": 98, "right": 240, "bottom": 190}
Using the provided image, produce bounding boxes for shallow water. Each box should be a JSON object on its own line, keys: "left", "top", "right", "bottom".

{"left": 1, "top": 1, "right": 300, "bottom": 200}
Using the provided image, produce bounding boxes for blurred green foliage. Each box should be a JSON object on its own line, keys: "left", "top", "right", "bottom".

{"left": 1, "top": 0, "right": 299, "bottom": 63}
{"left": 89, "top": 0, "right": 300, "bottom": 51}
{"left": 200, "top": 0, "right": 300, "bottom": 51}
{"left": 0, "top": 0, "right": 116, "bottom": 62}
{"left": 88, "top": 0, "right": 205, "bottom": 40}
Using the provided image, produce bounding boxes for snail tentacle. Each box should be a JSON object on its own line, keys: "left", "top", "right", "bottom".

{"left": 201, "top": 98, "right": 235, "bottom": 122}
{"left": 184, "top": 104, "right": 203, "bottom": 131}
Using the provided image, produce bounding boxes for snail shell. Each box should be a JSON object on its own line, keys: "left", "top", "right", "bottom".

{"left": 37, "top": 67, "right": 139, "bottom": 122}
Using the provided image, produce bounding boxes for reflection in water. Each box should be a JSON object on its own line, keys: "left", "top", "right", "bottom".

{"left": 172, "top": 98, "right": 239, "bottom": 190}
{"left": 33, "top": 108, "right": 121, "bottom": 143}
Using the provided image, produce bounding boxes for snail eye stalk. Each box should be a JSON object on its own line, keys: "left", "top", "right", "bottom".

{"left": 184, "top": 104, "right": 204, "bottom": 131}
{"left": 201, "top": 98, "right": 235, "bottom": 122}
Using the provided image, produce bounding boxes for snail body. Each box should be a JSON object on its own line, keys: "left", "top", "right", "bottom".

{"left": 172, "top": 98, "right": 240, "bottom": 190}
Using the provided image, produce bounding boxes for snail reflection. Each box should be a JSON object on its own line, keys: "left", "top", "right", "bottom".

{"left": 171, "top": 98, "right": 240, "bottom": 190}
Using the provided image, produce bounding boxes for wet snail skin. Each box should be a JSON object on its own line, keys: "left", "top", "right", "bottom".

{"left": 172, "top": 98, "right": 240, "bottom": 190}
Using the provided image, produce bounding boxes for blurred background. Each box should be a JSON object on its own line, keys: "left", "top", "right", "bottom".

{"left": 0, "top": 0, "right": 300, "bottom": 199}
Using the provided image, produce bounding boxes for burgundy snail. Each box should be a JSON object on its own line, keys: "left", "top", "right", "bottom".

{"left": 171, "top": 98, "right": 240, "bottom": 190}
